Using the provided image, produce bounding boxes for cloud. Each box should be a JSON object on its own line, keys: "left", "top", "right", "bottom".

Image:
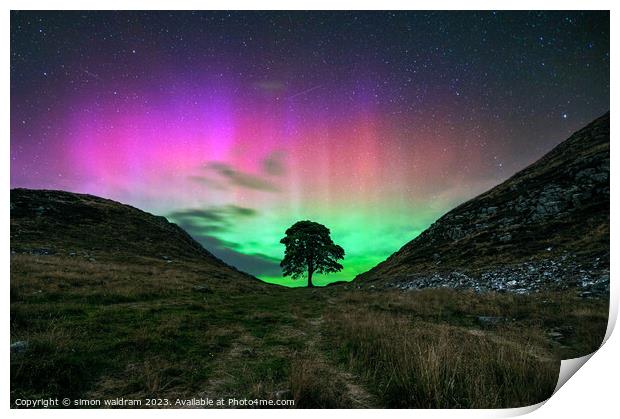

{"left": 167, "top": 207, "right": 281, "bottom": 277}
{"left": 192, "top": 233, "right": 282, "bottom": 277}
{"left": 206, "top": 162, "right": 280, "bottom": 192}
{"left": 168, "top": 205, "right": 257, "bottom": 232}
{"left": 262, "top": 151, "right": 287, "bottom": 176}
{"left": 229, "top": 206, "right": 257, "bottom": 217}
{"left": 188, "top": 175, "right": 228, "bottom": 190}
{"left": 172, "top": 208, "right": 225, "bottom": 222}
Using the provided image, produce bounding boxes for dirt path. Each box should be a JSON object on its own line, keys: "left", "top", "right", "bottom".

{"left": 302, "top": 315, "right": 377, "bottom": 408}
{"left": 192, "top": 303, "right": 378, "bottom": 408}
{"left": 193, "top": 329, "right": 257, "bottom": 405}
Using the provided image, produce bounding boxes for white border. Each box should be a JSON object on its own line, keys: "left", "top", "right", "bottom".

{"left": 3, "top": 1, "right": 616, "bottom": 418}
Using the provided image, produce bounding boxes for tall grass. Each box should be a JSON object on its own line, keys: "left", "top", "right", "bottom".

{"left": 325, "top": 309, "right": 559, "bottom": 408}
{"left": 289, "top": 357, "right": 354, "bottom": 408}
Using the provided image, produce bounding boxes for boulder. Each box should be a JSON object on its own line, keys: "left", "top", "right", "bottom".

{"left": 11, "top": 341, "right": 28, "bottom": 354}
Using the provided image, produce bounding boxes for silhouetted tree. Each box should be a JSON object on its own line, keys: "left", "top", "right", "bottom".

{"left": 280, "top": 220, "right": 345, "bottom": 288}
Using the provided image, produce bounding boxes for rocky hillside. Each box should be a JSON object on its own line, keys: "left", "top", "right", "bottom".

{"left": 356, "top": 113, "right": 610, "bottom": 296}
{"left": 10, "top": 188, "right": 257, "bottom": 283}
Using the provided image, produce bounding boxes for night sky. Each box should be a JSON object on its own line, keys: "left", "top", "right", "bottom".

{"left": 10, "top": 11, "right": 609, "bottom": 286}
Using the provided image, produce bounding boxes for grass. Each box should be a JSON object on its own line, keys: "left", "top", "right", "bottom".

{"left": 10, "top": 253, "right": 609, "bottom": 408}
{"left": 289, "top": 356, "right": 356, "bottom": 408}
{"left": 325, "top": 310, "right": 556, "bottom": 408}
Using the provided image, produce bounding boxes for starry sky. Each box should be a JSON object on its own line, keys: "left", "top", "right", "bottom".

{"left": 10, "top": 11, "right": 609, "bottom": 286}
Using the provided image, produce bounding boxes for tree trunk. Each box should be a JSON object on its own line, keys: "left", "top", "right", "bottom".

{"left": 307, "top": 269, "right": 314, "bottom": 288}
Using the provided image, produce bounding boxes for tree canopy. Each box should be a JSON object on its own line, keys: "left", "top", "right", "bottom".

{"left": 279, "top": 220, "right": 345, "bottom": 287}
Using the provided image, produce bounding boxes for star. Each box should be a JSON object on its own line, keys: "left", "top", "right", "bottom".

{"left": 8, "top": 10, "right": 610, "bottom": 283}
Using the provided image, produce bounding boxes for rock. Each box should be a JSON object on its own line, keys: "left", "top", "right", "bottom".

{"left": 477, "top": 316, "right": 503, "bottom": 327}
{"left": 481, "top": 207, "right": 498, "bottom": 216}
{"left": 383, "top": 254, "right": 609, "bottom": 297}
{"left": 11, "top": 341, "right": 28, "bottom": 354}
{"left": 30, "top": 248, "right": 53, "bottom": 255}
{"left": 273, "top": 390, "right": 291, "bottom": 400}
{"left": 553, "top": 326, "right": 573, "bottom": 341}
{"left": 498, "top": 233, "right": 512, "bottom": 242}
{"left": 240, "top": 348, "right": 257, "bottom": 358}
{"left": 192, "top": 284, "right": 213, "bottom": 293}
{"left": 575, "top": 168, "right": 596, "bottom": 181}
{"left": 446, "top": 227, "right": 466, "bottom": 241}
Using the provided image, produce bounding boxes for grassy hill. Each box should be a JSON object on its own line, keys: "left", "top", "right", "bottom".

{"left": 356, "top": 113, "right": 609, "bottom": 295}
{"left": 11, "top": 188, "right": 260, "bottom": 278}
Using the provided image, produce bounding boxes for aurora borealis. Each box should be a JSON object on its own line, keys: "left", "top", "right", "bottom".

{"left": 11, "top": 11, "right": 609, "bottom": 286}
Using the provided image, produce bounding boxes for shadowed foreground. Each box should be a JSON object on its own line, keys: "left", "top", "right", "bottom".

{"left": 11, "top": 253, "right": 608, "bottom": 408}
